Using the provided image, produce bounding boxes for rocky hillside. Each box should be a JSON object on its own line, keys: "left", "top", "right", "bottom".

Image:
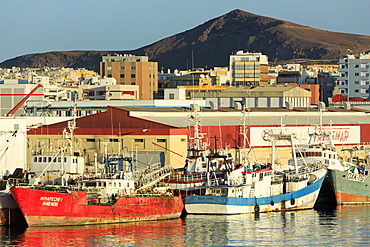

{"left": 2, "top": 9, "right": 370, "bottom": 71}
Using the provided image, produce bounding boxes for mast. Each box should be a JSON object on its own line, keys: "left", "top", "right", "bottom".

{"left": 189, "top": 104, "right": 204, "bottom": 152}
{"left": 61, "top": 101, "right": 77, "bottom": 184}
{"left": 240, "top": 105, "right": 252, "bottom": 170}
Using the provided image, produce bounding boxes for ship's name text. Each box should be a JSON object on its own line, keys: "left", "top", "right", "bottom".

{"left": 346, "top": 173, "right": 366, "bottom": 182}
{"left": 40, "top": 196, "right": 63, "bottom": 207}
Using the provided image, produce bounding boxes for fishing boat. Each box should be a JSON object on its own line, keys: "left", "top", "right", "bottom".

{"left": 296, "top": 123, "right": 369, "bottom": 205}
{"left": 0, "top": 168, "right": 28, "bottom": 226}
{"left": 184, "top": 130, "right": 327, "bottom": 214}
{"left": 288, "top": 126, "right": 351, "bottom": 204}
{"left": 0, "top": 128, "right": 29, "bottom": 226}
{"left": 11, "top": 156, "right": 184, "bottom": 227}
{"left": 328, "top": 147, "right": 370, "bottom": 204}
{"left": 163, "top": 104, "right": 244, "bottom": 196}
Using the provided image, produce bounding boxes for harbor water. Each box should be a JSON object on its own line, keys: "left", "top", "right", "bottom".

{"left": 1, "top": 204, "right": 370, "bottom": 246}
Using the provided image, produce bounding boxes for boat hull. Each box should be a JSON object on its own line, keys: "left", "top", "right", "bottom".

{"left": 329, "top": 169, "right": 370, "bottom": 204}
{"left": 11, "top": 188, "right": 184, "bottom": 227}
{"left": 184, "top": 172, "right": 326, "bottom": 214}
{"left": 0, "top": 192, "right": 26, "bottom": 226}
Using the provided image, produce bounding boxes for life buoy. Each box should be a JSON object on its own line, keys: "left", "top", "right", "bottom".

{"left": 262, "top": 130, "right": 271, "bottom": 141}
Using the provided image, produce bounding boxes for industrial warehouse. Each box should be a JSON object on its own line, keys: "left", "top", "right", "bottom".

{"left": 26, "top": 104, "right": 370, "bottom": 170}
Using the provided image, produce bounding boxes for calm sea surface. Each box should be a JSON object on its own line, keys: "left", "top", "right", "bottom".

{"left": 1, "top": 204, "right": 370, "bottom": 246}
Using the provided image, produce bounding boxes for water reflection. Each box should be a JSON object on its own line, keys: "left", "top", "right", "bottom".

{"left": 0, "top": 205, "right": 369, "bottom": 246}
{"left": 0, "top": 219, "right": 186, "bottom": 246}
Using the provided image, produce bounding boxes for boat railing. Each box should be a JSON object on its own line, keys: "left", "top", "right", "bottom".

{"left": 168, "top": 172, "right": 209, "bottom": 182}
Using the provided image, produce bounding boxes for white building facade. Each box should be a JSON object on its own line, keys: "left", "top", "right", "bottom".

{"left": 337, "top": 53, "right": 370, "bottom": 99}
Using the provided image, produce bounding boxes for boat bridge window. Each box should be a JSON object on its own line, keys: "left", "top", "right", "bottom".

{"left": 296, "top": 152, "right": 322, "bottom": 157}
{"left": 202, "top": 161, "right": 207, "bottom": 168}
{"left": 259, "top": 173, "right": 263, "bottom": 181}
{"left": 43, "top": 157, "right": 47, "bottom": 162}
{"left": 34, "top": 157, "right": 37, "bottom": 162}
{"left": 85, "top": 182, "right": 97, "bottom": 187}
{"left": 48, "top": 157, "right": 52, "bottom": 162}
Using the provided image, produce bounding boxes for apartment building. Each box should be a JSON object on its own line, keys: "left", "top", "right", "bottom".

{"left": 99, "top": 54, "right": 158, "bottom": 100}
{"left": 229, "top": 51, "right": 269, "bottom": 86}
{"left": 337, "top": 53, "right": 370, "bottom": 99}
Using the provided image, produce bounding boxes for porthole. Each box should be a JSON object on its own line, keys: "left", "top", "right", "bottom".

{"left": 290, "top": 198, "right": 295, "bottom": 205}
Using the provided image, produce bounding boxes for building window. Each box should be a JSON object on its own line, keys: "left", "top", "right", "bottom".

{"left": 107, "top": 66, "right": 112, "bottom": 70}
{"left": 354, "top": 64, "right": 359, "bottom": 68}
{"left": 109, "top": 139, "right": 119, "bottom": 142}
{"left": 355, "top": 81, "right": 359, "bottom": 84}
{"left": 120, "top": 74, "right": 125, "bottom": 78}
{"left": 131, "top": 74, "right": 135, "bottom": 78}
{"left": 181, "top": 138, "right": 186, "bottom": 142}
{"left": 355, "top": 73, "right": 359, "bottom": 76}
{"left": 157, "top": 139, "right": 166, "bottom": 142}
{"left": 169, "top": 93, "right": 174, "bottom": 99}
{"left": 355, "top": 89, "right": 359, "bottom": 93}
{"left": 131, "top": 82, "right": 136, "bottom": 85}
{"left": 134, "top": 139, "right": 144, "bottom": 143}
{"left": 86, "top": 139, "right": 96, "bottom": 142}
{"left": 131, "top": 66, "right": 136, "bottom": 70}
{"left": 120, "top": 66, "right": 124, "bottom": 70}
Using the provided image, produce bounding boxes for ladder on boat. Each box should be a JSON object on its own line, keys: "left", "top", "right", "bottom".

{"left": 135, "top": 166, "right": 173, "bottom": 191}
{"left": 249, "top": 188, "right": 255, "bottom": 197}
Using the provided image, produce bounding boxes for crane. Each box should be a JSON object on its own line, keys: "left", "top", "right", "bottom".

{"left": 6, "top": 84, "right": 43, "bottom": 117}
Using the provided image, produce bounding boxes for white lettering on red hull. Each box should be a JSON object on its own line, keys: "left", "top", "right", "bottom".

{"left": 40, "top": 196, "right": 63, "bottom": 206}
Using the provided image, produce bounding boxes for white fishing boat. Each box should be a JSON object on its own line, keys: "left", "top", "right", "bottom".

{"left": 163, "top": 104, "right": 245, "bottom": 196}
{"left": 184, "top": 130, "right": 327, "bottom": 214}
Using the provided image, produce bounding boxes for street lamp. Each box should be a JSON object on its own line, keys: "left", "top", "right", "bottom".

{"left": 117, "top": 129, "right": 150, "bottom": 136}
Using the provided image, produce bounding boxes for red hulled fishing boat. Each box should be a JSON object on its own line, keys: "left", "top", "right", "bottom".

{"left": 11, "top": 157, "right": 184, "bottom": 227}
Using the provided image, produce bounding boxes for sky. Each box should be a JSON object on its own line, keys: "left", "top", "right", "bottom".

{"left": 1, "top": 0, "right": 369, "bottom": 63}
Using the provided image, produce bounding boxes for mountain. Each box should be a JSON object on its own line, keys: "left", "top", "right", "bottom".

{"left": 2, "top": 9, "right": 370, "bottom": 71}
